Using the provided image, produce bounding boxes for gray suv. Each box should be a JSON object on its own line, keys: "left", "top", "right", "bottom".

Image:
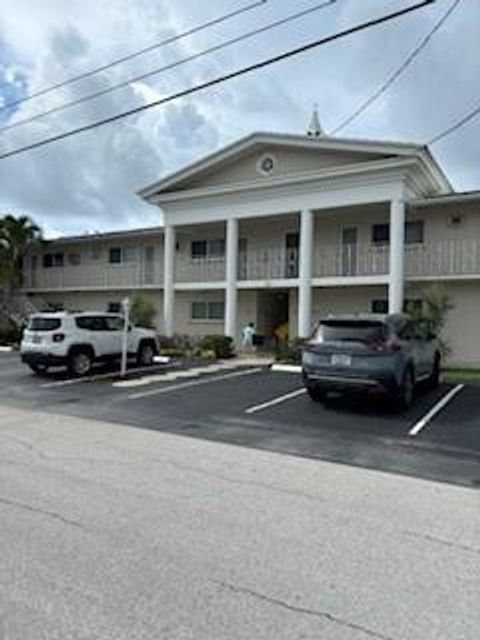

{"left": 302, "top": 314, "right": 441, "bottom": 410}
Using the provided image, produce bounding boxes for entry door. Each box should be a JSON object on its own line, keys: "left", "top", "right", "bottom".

{"left": 143, "top": 246, "right": 155, "bottom": 285}
{"left": 342, "top": 227, "right": 358, "bottom": 276}
{"left": 285, "top": 233, "right": 299, "bottom": 278}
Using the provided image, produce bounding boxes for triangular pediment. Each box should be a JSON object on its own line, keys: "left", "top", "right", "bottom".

{"left": 139, "top": 132, "right": 450, "bottom": 199}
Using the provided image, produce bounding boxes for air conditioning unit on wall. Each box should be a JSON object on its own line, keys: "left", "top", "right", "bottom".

{"left": 447, "top": 214, "right": 465, "bottom": 228}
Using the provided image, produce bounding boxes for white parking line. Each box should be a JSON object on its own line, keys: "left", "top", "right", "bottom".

{"left": 245, "top": 388, "right": 307, "bottom": 414}
{"left": 128, "top": 367, "right": 263, "bottom": 400}
{"left": 408, "top": 384, "right": 465, "bottom": 437}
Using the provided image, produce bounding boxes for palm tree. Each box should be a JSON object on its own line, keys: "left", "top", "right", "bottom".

{"left": 0, "top": 215, "right": 42, "bottom": 322}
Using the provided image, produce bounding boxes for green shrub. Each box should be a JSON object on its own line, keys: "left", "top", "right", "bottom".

{"left": 129, "top": 295, "right": 157, "bottom": 328}
{"left": 0, "top": 320, "right": 23, "bottom": 346}
{"left": 200, "top": 349, "right": 216, "bottom": 360}
{"left": 274, "top": 338, "right": 305, "bottom": 364}
{"left": 198, "top": 335, "right": 235, "bottom": 359}
{"left": 407, "top": 284, "right": 454, "bottom": 358}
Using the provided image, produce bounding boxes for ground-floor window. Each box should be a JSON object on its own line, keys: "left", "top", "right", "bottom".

{"left": 371, "top": 299, "right": 388, "bottom": 314}
{"left": 371, "top": 299, "right": 423, "bottom": 314}
{"left": 191, "top": 301, "right": 225, "bottom": 321}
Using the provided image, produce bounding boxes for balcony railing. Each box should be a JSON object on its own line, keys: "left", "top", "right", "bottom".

{"left": 176, "top": 258, "right": 225, "bottom": 283}
{"left": 314, "top": 244, "right": 389, "bottom": 278}
{"left": 405, "top": 240, "right": 480, "bottom": 277}
{"left": 23, "top": 240, "right": 480, "bottom": 290}
{"left": 24, "top": 262, "right": 163, "bottom": 290}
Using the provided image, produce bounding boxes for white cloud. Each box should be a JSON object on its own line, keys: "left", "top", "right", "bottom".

{"left": 0, "top": 0, "right": 479, "bottom": 236}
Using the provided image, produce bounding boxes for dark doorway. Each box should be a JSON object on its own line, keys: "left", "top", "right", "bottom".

{"left": 256, "top": 290, "right": 289, "bottom": 348}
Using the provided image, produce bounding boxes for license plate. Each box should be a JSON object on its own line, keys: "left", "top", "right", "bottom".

{"left": 31, "top": 334, "right": 42, "bottom": 344}
{"left": 331, "top": 354, "right": 351, "bottom": 367}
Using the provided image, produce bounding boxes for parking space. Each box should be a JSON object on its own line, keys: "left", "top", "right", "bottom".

{"left": 0, "top": 352, "right": 479, "bottom": 487}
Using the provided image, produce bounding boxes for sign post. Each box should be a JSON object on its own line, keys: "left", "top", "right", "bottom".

{"left": 120, "top": 297, "right": 130, "bottom": 378}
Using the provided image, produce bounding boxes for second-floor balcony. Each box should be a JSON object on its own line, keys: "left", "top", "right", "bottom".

{"left": 175, "top": 239, "right": 480, "bottom": 283}
{"left": 23, "top": 239, "right": 480, "bottom": 290}
{"left": 24, "top": 262, "right": 164, "bottom": 290}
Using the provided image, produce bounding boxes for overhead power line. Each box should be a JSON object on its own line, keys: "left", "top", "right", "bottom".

{"left": 330, "top": 0, "right": 460, "bottom": 135}
{"left": 0, "top": 0, "right": 338, "bottom": 135}
{"left": 0, "top": 0, "right": 434, "bottom": 162}
{"left": 0, "top": 0, "right": 267, "bottom": 112}
{"left": 428, "top": 99, "right": 480, "bottom": 145}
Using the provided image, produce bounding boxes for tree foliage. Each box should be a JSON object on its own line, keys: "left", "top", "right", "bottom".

{"left": 407, "top": 284, "right": 454, "bottom": 357}
{"left": 129, "top": 294, "right": 157, "bottom": 328}
{"left": 0, "top": 215, "right": 42, "bottom": 288}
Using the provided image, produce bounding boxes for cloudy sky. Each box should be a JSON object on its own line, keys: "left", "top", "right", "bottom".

{"left": 0, "top": 0, "right": 478, "bottom": 237}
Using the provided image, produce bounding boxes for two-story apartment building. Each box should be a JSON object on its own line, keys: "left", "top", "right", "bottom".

{"left": 21, "top": 129, "right": 480, "bottom": 366}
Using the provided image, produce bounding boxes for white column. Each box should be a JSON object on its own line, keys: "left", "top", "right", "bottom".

{"left": 163, "top": 224, "right": 176, "bottom": 337}
{"left": 298, "top": 209, "right": 314, "bottom": 338}
{"left": 225, "top": 218, "right": 239, "bottom": 339}
{"left": 388, "top": 199, "right": 405, "bottom": 314}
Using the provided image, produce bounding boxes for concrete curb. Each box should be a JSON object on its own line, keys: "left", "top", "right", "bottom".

{"left": 270, "top": 364, "right": 302, "bottom": 374}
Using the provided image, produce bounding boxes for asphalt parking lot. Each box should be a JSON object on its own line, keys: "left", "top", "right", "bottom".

{"left": 0, "top": 351, "right": 479, "bottom": 488}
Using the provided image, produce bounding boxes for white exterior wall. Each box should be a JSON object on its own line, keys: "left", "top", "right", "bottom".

{"left": 178, "top": 146, "right": 384, "bottom": 191}
{"left": 28, "top": 290, "right": 163, "bottom": 330}
{"left": 312, "top": 286, "right": 388, "bottom": 320}
{"left": 26, "top": 235, "right": 164, "bottom": 290}
{"left": 407, "top": 281, "right": 480, "bottom": 367}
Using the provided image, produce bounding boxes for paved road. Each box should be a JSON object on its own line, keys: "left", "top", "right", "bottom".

{"left": 0, "top": 353, "right": 479, "bottom": 488}
{"left": 1, "top": 405, "right": 479, "bottom": 640}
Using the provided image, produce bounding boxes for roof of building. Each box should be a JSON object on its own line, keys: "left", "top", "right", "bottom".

{"left": 138, "top": 130, "right": 453, "bottom": 198}
{"left": 43, "top": 225, "right": 164, "bottom": 245}
{"left": 413, "top": 190, "right": 480, "bottom": 207}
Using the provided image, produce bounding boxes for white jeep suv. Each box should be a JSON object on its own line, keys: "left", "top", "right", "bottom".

{"left": 20, "top": 312, "right": 159, "bottom": 376}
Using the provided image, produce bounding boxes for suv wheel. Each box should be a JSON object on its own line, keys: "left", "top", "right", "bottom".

{"left": 427, "top": 354, "right": 441, "bottom": 390}
{"left": 137, "top": 341, "right": 155, "bottom": 367}
{"left": 395, "top": 367, "right": 415, "bottom": 411}
{"left": 69, "top": 350, "right": 92, "bottom": 377}
{"left": 307, "top": 386, "right": 325, "bottom": 403}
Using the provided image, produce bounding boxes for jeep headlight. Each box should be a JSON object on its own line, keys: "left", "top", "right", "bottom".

{"left": 302, "top": 350, "right": 315, "bottom": 366}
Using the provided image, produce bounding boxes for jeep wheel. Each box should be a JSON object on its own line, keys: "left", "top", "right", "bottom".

{"left": 137, "top": 341, "right": 155, "bottom": 367}
{"left": 29, "top": 363, "right": 48, "bottom": 375}
{"left": 69, "top": 350, "right": 92, "bottom": 377}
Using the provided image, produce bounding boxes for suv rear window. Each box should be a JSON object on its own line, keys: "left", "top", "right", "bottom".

{"left": 28, "top": 317, "right": 62, "bottom": 331}
{"left": 314, "top": 321, "right": 387, "bottom": 344}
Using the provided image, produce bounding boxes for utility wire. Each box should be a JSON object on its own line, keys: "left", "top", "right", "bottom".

{"left": 330, "top": 0, "right": 459, "bottom": 135}
{"left": 429, "top": 99, "right": 480, "bottom": 144}
{"left": 0, "top": 0, "right": 434, "bottom": 162}
{"left": 0, "top": 0, "right": 338, "bottom": 134}
{"left": 0, "top": 0, "right": 267, "bottom": 112}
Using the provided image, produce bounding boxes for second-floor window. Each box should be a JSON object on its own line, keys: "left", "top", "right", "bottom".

{"left": 43, "top": 252, "right": 64, "bottom": 268}
{"left": 109, "top": 247, "right": 137, "bottom": 264}
{"left": 371, "top": 221, "right": 424, "bottom": 245}
{"left": 191, "top": 239, "right": 225, "bottom": 260}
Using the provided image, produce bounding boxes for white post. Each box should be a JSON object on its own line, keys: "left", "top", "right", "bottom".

{"left": 163, "top": 225, "right": 176, "bottom": 337}
{"left": 298, "top": 209, "right": 314, "bottom": 338}
{"left": 120, "top": 297, "right": 130, "bottom": 378}
{"left": 225, "top": 218, "right": 239, "bottom": 339}
{"left": 389, "top": 199, "right": 405, "bottom": 313}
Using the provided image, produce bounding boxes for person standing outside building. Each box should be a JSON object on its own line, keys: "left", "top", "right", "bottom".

{"left": 241, "top": 322, "right": 256, "bottom": 353}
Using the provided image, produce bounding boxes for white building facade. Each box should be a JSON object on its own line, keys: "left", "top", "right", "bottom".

{"left": 22, "top": 131, "right": 480, "bottom": 366}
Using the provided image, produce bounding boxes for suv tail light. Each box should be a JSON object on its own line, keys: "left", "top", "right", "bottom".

{"left": 52, "top": 333, "right": 65, "bottom": 343}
